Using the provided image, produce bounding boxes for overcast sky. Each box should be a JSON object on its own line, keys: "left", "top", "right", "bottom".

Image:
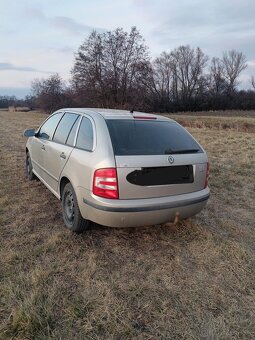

{"left": 1, "top": 0, "right": 255, "bottom": 97}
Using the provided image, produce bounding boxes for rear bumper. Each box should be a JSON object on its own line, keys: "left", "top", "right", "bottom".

{"left": 76, "top": 187, "right": 210, "bottom": 228}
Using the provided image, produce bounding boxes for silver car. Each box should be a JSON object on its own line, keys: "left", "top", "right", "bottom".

{"left": 24, "top": 108, "right": 210, "bottom": 232}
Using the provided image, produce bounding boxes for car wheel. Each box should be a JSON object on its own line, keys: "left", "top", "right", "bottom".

{"left": 26, "top": 151, "right": 36, "bottom": 180}
{"left": 62, "top": 182, "right": 90, "bottom": 233}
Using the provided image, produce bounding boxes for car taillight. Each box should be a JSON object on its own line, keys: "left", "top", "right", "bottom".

{"left": 204, "top": 162, "right": 209, "bottom": 188}
{"left": 93, "top": 168, "right": 119, "bottom": 199}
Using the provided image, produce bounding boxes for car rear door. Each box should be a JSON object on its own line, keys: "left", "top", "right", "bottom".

{"left": 106, "top": 118, "right": 208, "bottom": 199}
{"left": 42, "top": 112, "right": 81, "bottom": 193}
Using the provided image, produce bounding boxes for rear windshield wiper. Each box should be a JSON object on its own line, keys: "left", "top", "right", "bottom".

{"left": 164, "top": 148, "right": 200, "bottom": 154}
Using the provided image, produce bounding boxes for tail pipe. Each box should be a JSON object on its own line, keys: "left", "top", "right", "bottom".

{"left": 174, "top": 212, "right": 180, "bottom": 225}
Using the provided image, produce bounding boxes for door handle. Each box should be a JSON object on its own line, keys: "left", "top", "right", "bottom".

{"left": 60, "top": 152, "right": 66, "bottom": 159}
{"left": 41, "top": 145, "right": 45, "bottom": 151}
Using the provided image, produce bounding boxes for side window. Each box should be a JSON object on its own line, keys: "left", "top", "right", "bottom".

{"left": 76, "top": 117, "right": 94, "bottom": 151}
{"left": 38, "top": 112, "right": 63, "bottom": 140}
{"left": 53, "top": 113, "right": 79, "bottom": 144}
{"left": 66, "top": 116, "right": 80, "bottom": 146}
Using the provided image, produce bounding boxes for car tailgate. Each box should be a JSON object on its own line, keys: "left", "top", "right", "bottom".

{"left": 116, "top": 153, "right": 207, "bottom": 199}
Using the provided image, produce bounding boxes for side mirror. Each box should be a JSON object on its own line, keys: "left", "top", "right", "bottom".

{"left": 23, "top": 128, "right": 36, "bottom": 137}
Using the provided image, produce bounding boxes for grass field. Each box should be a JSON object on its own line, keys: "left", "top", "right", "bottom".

{"left": 0, "top": 110, "right": 254, "bottom": 339}
{"left": 164, "top": 110, "right": 255, "bottom": 118}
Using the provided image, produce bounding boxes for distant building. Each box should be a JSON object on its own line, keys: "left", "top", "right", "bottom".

{"left": 8, "top": 106, "right": 30, "bottom": 112}
{"left": 8, "top": 106, "right": 16, "bottom": 112}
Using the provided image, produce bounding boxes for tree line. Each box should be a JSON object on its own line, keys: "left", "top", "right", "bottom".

{"left": 3, "top": 27, "right": 255, "bottom": 113}
{"left": 0, "top": 95, "right": 32, "bottom": 109}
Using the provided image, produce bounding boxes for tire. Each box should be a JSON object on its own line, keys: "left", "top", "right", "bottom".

{"left": 62, "top": 182, "right": 90, "bottom": 233}
{"left": 26, "top": 151, "right": 36, "bottom": 180}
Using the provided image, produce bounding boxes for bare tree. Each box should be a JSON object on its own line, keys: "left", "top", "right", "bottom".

{"left": 137, "top": 52, "right": 174, "bottom": 112}
{"left": 148, "top": 46, "right": 208, "bottom": 111}
{"left": 0, "top": 95, "right": 18, "bottom": 108}
{"left": 251, "top": 76, "right": 255, "bottom": 90}
{"left": 72, "top": 27, "right": 149, "bottom": 108}
{"left": 221, "top": 50, "right": 247, "bottom": 93}
{"left": 105, "top": 27, "right": 149, "bottom": 106}
{"left": 31, "top": 74, "right": 70, "bottom": 113}
{"left": 152, "top": 52, "right": 172, "bottom": 99}
{"left": 170, "top": 46, "right": 208, "bottom": 108}
{"left": 210, "top": 57, "right": 228, "bottom": 94}
{"left": 72, "top": 31, "right": 105, "bottom": 106}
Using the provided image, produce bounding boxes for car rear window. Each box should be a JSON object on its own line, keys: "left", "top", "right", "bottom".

{"left": 106, "top": 119, "right": 202, "bottom": 155}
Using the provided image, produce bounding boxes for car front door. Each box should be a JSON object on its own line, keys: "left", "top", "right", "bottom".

{"left": 30, "top": 112, "right": 63, "bottom": 180}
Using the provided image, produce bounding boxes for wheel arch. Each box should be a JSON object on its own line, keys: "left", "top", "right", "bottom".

{"left": 59, "top": 176, "right": 71, "bottom": 200}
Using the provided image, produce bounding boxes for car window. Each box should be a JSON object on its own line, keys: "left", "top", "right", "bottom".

{"left": 66, "top": 117, "right": 80, "bottom": 146}
{"left": 76, "top": 117, "right": 94, "bottom": 151}
{"left": 106, "top": 119, "right": 202, "bottom": 155}
{"left": 66, "top": 116, "right": 80, "bottom": 146}
{"left": 53, "top": 113, "right": 79, "bottom": 144}
{"left": 38, "top": 112, "right": 63, "bottom": 140}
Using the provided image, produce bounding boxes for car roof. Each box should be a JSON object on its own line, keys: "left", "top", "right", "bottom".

{"left": 60, "top": 108, "right": 172, "bottom": 121}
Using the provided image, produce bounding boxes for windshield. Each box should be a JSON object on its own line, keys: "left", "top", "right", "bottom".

{"left": 106, "top": 119, "right": 203, "bottom": 156}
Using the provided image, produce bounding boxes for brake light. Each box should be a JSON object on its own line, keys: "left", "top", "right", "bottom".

{"left": 93, "top": 168, "right": 119, "bottom": 199}
{"left": 133, "top": 116, "right": 157, "bottom": 120}
{"left": 204, "top": 162, "right": 209, "bottom": 188}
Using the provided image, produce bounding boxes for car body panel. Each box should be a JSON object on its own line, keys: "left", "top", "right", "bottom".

{"left": 116, "top": 154, "right": 208, "bottom": 199}
{"left": 59, "top": 111, "right": 116, "bottom": 196}
{"left": 75, "top": 186, "right": 210, "bottom": 227}
{"left": 43, "top": 141, "right": 74, "bottom": 193}
{"left": 29, "top": 136, "right": 46, "bottom": 179}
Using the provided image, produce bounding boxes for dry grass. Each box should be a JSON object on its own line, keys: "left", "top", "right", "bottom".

{"left": 164, "top": 114, "right": 255, "bottom": 133}
{"left": 0, "top": 110, "right": 254, "bottom": 339}
{"left": 163, "top": 110, "right": 255, "bottom": 118}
